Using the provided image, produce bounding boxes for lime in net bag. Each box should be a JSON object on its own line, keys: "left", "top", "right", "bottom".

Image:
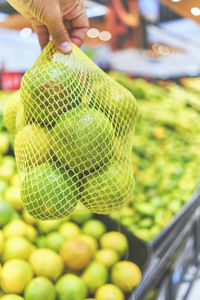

{"left": 14, "top": 42, "right": 138, "bottom": 220}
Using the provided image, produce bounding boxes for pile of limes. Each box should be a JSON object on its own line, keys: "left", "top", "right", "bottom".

{"left": 0, "top": 155, "right": 142, "bottom": 300}
{"left": 7, "top": 55, "right": 137, "bottom": 219}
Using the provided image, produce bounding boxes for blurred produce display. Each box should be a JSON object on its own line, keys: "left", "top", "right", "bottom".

{"left": 0, "top": 111, "right": 141, "bottom": 299}
{"left": 109, "top": 73, "right": 200, "bottom": 241}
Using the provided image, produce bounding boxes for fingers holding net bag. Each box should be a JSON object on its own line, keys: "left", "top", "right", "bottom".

{"left": 14, "top": 42, "right": 138, "bottom": 220}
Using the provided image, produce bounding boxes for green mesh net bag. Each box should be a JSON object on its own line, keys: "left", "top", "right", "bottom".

{"left": 14, "top": 42, "right": 138, "bottom": 220}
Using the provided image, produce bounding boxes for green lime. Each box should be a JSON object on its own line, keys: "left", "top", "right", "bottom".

{"left": 82, "top": 163, "right": 134, "bottom": 214}
{"left": 1, "top": 259, "right": 33, "bottom": 294}
{"left": 0, "top": 180, "right": 9, "bottom": 195}
{"left": 21, "top": 164, "right": 78, "bottom": 219}
{"left": 95, "top": 284, "right": 125, "bottom": 300}
{"left": 21, "top": 61, "right": 80, "bottom": 126}
{"left": 46, "top": 231, "right": 66, "bottom": 253}
{"left": 70, "top": 210, "right": 93, "bottom": 224}
{"left": 29, "top": 248, "right": 64, "bottom": 280}
{"left": 0, "top": 230, "right": 4, "bottom": 255}
{"left": 82, "top": 219, "right": 106, "bottom": 240}
{"left": 24, "top": 277, "right": 56, "bottom": 300}
{"left": 51, "top": 107, "right": 115, "bottom": 173}
{"left": 56, "top": 274, "right": 88, "bottom": 300}
{"left": 36, "top": 219, "right": 62, "bottom": 234}
{"left": 0, "top": 201, "right": 13, "bottom": 227}
{"left": 2, "top": 237, "right": 33, "bottom": 261}
{"left": 82, "top": 261, "right": 108, "bottom": 293}
{"left": 35, "top": 236, "right": 47, "bottom": 248}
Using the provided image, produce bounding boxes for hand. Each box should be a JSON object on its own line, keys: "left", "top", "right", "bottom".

{"left": 7, "top": 0, "right": 89, "bottom": 53}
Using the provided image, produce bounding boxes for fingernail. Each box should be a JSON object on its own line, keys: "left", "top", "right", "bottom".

{"left": 59, "top": 42, "right": 72, "bottom": 53}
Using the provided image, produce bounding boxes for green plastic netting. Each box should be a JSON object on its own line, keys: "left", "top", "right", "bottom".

{"left": 12, "top": 42, "right": 138, "bottom": 220}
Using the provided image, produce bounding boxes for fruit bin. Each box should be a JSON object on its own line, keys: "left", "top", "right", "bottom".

{"left": 133, "top": 188, "right": 200, "bottom": 300}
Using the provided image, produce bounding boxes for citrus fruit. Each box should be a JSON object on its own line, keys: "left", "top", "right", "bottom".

{"left": 46, "top": 231, "right": 66, "bottom": 253}
{"left": 0, "top": 134, "right": 9, "bottom": 155}
{"left": 0, "top": 180, "right": 9, "bottom": 194}
{"left": 35, "top": 236, "right": 47, "bottom": 248}
{"left": 100, "top": 232, "right": 128, "bottom": 258}
{"left": 0, "top": 230, "right": 4, "bottom": 255}
{"left": 0, "top": 295, "right": 24, "bottom": 300}
{"left": 0, "top": 164, "right": 15, "bottom": 182}
{"left": 56, "top": 274, "right": 88, "bottom": 300}
{"left": 14, "top": 124, "right": 51, "bottom": 168}
{"left": 2, "top": 237, "right": 33, "bottom": 261}
{"left": 22, "top": 210, "right": 36, "bottom": 225}
{"left": 95, "top": 284, "right": 125, "bottom": 300}
{"left": 85, "top": 82, "right": 138, "bottom": 137}
{"left": 82, "top": 219, "right": 106, "bottom": 239}
{"left": 1, "top": 259, "right": 33, "bottom": 294}
{"left": 29, "top": 248, "right": 64, "bottom": 280}
{"left": 3, "top": 220, "right": 28, "bottom": 239}
{"left": 70, "top": 209, "right": 93, "bottom": 224}
{"left": 4, "top": 186, "right": 23, "bottom": 211}
{"left": 25, "top": 225, "right": 38, "bottom": 242}
{"left": 0, "top": 201, "right": 13, "bottom": 227}
{"left": 95, "top": 249, "right": 119, "bottom": 268}
{"left": 3, "top": 90, "right": 20, "bottom": 134}
{"left": 82, "top": 163, "right": 134, "bottom": 214}
{"left": 21, "top": 164, "right": 78, "bottom": 219}
{"left": 82, "top": 261, "right": 108, "bottom": 293}
{"left": 111, "top": 261, "right": 142, "bottom": 292}
{"left": 60, "top": 236, "right": 92, "bottom": 271}
{"left": 2, "top": 156, "right": 16, "bottom": 169}
{"left": 59, "top": 222, "right": 80, "bottom": 239}
{"left": 36, "top": 219, "right": 62, "bottom": 234}
{"left": 24, "top": 277, "right": 56, "bottom": 300}
{"left": 10, "top": 174, "right": 20, "bottom": 187}
{"left": 76, "top": 234, "right": 98, "bottom": 254}
{"left": 21, "top": 61, "right": 80, "bottom": 126}
{"left": 51, "top": 107, "right": 115, "bottom": 173}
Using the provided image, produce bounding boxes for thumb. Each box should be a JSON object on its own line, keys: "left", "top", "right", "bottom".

{"left": 47, "top": 15, "right": 72, "bottom": 54}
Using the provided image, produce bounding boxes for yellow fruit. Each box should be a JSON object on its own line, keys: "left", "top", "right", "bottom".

{"left": 76, "top": 234, "right": 98, "bottom": 255}
{"left": 0, "top": 202, "right": 13, "bottom": 227}
{"left": 60, "top": 237, "right": 92, "bottom": 271}
{"left": 0, "top": 134, "right": 9, "bottom": 155}
{"left": 59, "top": 222, "right": 80, "bottom": 239}
{"left": 1, "top": 259, "right": 33, "bottom": 294}
{"left": 95, "top": 249, "right": 119, "bottom": 268}
{"left": 3, "top": 220, "right": 28, "bottom": 239}
{"left": 36, "top": 220, "right": 62, "bottom": 234}
{"left": 111, "top": 261, "right": 142, "bottom": 292}
{"left": 22, "top": 210, "right": 36, "bottom": 225}
{"left": 10, "top": 174, "right": 20, "bottom": 187}
{"left": 0, "top": 231, "right": 4, "bottom": 255}
{"left": 14, "top": 124, "right": 51, "bottom": 168}
{"left": 0, "top": 164, "right": 15, "bottom": 182}
{"left": 100, "top": 232, "right": 128, "bottom": 257}
{"left": 82, "top": 219, "right": 106, "bottom": 240}
{"left": 29, "top": 248, "right": 64, "bottom": 280}
{"left": 4, "top": 186, "right": 23, "bottom": 211}
{"left": 25, "top": 225, "right": 38, "bottom": 242}
{"left": 0, "top": 295, "right": 24, "bottom": 300}
{"left": 2, "top": 237, "right": 33, "bottom": 261}
{"left": 95, "top": 284, "right": 125, "bottom": 300}
{"left": 3, "top": 90, "right": 20, "bottom": 134}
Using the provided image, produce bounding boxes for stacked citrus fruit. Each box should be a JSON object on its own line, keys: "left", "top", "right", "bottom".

{"left": 9, "top": 42, "right": 137, "bottom": 219}
{"left": 0, "top": 154, "right": 142, "bottom": 300}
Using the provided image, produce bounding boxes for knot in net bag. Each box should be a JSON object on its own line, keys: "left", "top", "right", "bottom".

{"left": 14, "top": 42, "right": 138, "bottom": 220}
